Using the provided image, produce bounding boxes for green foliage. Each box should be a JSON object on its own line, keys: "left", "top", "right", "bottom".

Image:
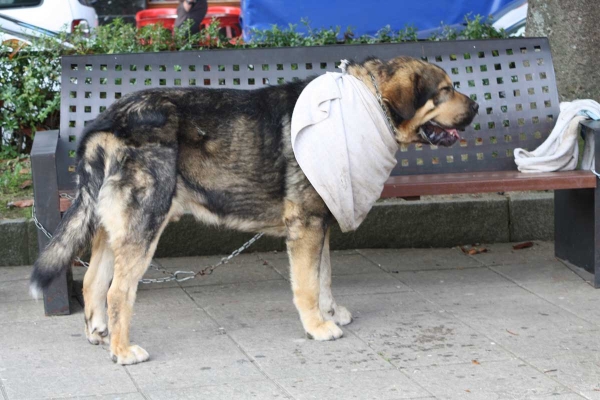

{"left": 0, "top": 19, "right": 215, "bottom": 155}
{"left": 0, "top": 156, "right": 33, "bottom": 219}
{"left": 0, "top": 14, "right": 508, "bottom": 156}
{"left": 0, "top": 36, "right": 62, "bottom": 155}
{"left": 429, "top": 14, "right": 507, "bottom": 41}
{"left": 248, "top": 20, "right": 420, "bottom": 47}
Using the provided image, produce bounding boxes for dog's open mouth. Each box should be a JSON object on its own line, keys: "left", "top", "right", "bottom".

{"left": 418, "top": 121, "right": 462, "bottom": 147}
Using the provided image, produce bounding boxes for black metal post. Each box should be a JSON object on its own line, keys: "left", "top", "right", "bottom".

{"left": 555, "top": 120, "right": 600, "bottom": 287}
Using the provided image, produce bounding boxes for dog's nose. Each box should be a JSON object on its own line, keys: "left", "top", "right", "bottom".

{"left": 471, "top": 102, "right": 479, "bottom": 114}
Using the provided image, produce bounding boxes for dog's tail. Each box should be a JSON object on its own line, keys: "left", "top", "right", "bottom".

{"left": 29, "top": 135, "right": 107, "bottom": 299}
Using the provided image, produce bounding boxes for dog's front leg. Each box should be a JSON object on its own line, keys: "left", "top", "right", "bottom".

{"left": 285, "top": 203, "right": 343, "bottom": 341}
{"left": 319, "top": 228, "right": 353, "bottom": 326}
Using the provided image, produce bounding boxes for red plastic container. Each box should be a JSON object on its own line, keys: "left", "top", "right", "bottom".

{"left": 135, "top": 5, "right": 241, "bottom": 38}
{"left": 202, "top": 6, "right": 241, "bottom": 38}
{"left": 135, "top": 8, "right": 177, "bottom": 31}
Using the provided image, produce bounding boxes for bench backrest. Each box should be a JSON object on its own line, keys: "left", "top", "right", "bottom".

{"left": 58, "top": 38, "right": 559, "bottom": 190}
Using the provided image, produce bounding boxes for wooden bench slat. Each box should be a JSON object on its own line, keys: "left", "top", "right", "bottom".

{"left": 58, "top": 171, "right": 597, "bottom": 211}
{"left": 381, "top": 170, "right": 597, "bottom": 198}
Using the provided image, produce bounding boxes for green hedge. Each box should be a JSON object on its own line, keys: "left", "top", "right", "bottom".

{"left": 0, "top": 15, "right": 506, "bottom": 157}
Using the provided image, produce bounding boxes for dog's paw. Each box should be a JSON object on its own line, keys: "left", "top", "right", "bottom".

{"left": 111, "top": 345, "right": 150, "bottom": 365}
{"left": 306, "top": 320, "right": 343, "bottom": 341}
{"left": 85, "top": 323, "right": 110, "bottom": 345}
{"left": 322, "top": 303, "right": 353, "bottom": 326}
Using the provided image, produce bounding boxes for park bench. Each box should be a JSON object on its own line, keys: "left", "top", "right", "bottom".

{"left": 31, "top": 37, "right": 600, "bottom": 315}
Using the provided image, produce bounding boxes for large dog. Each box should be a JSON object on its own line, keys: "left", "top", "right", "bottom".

{"left": 30, "top": 56, "right": 478, "bottom": 365}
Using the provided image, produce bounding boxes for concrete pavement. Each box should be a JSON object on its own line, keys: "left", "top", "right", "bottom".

{"left": 1, "top": 241, "right": 599, "bottom": 399}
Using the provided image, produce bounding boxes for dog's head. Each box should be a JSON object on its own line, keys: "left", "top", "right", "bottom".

{"left": 361, "top": 56, "right": 478, "bottom": 146}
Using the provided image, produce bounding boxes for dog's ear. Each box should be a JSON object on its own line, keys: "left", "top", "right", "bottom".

{"left": 386, "top": 71, "right": 439, "bottom": 122}
{"left": 382, "top": 76, "right": 418, "bottom": 122}
{"left": 412, "top": 72, "right": 438, "bottom": 113}
{"left": 381, "top": 58, "right": 443, "bottom": 122}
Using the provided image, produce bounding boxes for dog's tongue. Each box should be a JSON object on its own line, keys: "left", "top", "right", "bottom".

{"left": 430, "top": 124, "right": 460, "bottom": 138}
{"left": 447, "top": 128, "right": 459, "bottom": 138}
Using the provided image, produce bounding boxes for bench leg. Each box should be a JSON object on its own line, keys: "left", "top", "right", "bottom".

{"left": 555, "top": 188, "right": 600, "bottom": 287}
{"left": 32, "top": 130, "right": 72, "bottom": 315}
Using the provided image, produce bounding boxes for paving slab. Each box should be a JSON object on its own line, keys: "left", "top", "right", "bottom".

{"left": 0, "top": 344, "right": 137, "bottom": 399}
{"left": 347, "top": 309, "right": 514, "bottom": 368}
{"left": 0, "top": 298, "right": 58, "bottom": 324}
{"left": 261, "top": 251, "right": 383, "bottom": 277}
{"left": 123, "top": 330, "right": 264, "bottom": 392}
{"left": 185, "top": 280, "right": 298, "bottom": 330}
{"left": 277, "top": 369, "right": 433, "bottom": 400}
{"left": 358, "top": 248, "right": 483, "bottom": 272}
{"left": 468, "top": 241, "right": 557, "bottom": 266}
{"left": 64, "top": 394, "right": 146, "bottom": 400}
{"left": 227, "top": 322, "right": 392, "bottom": 380}
{"left": 0, "top": 266, "right": 32, "bottom": 282}
{"left": 404, "top": 358, "right": 574, "bottom": 400}
{"left": 320, "top": 273, "right": 412, "bottom": 297}
{"left": 422, "top": 285, "right": 600, "bottom": 361}
{"left": 491, "top": 260, "right": 587, "bottom": 286}
{"left": 0, "top": 278, "right": 32, "bottom": 303}
{"left": 145, "top": 381, "right": 292, "bottom": 400}
{"left": 394, "top": 266, "right": 515, "bottom": 300}
{"left": 527, "top": 352, "right": 600, "bottom": 396}
{"left": 490, "top": 263, "right": 600, "bottom": 327}
{"left": 131, "top": 288, "right": 218, "bottom": 332}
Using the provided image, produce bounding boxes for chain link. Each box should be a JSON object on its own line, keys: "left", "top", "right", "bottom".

{"left": 32, "top": 193, "right": 263, "bottom": 284}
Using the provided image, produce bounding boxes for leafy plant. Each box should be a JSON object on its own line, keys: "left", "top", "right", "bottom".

{"left": 429, "top": 14, "right": 507, "bottom": 41}
{"left": 0, "top": 19, "right": 215, "bottom": 156}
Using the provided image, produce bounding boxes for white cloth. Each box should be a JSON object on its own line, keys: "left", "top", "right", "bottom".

{"left": 291, "top": 71, "right": 397, "bottom": 232}
{"left": 514, "top": 100, "right": 600, "bottom": 172}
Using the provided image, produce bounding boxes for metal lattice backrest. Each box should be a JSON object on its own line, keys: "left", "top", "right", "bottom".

{"left": 59, "top": 38, "right": 559, "bottom": 189}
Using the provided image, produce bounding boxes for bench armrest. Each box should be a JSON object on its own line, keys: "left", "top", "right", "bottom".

{"left": 31, "top": 130, "right": 73, "bottom": 316}
{"left": 580, "top": 120, "right": 600, "bottom": 174}
{"left": 31, "top": 130, "right": 61, "bottom": 249}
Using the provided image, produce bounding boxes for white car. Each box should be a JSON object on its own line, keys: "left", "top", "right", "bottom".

{"left": 0, "top": 0, "right": 98, "bottom": 40}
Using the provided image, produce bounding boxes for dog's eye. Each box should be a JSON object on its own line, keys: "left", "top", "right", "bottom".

{"left": 441, "top": 86, "right": 453, "bottom": 93}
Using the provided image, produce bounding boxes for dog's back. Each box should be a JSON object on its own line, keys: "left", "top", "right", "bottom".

{"left": 30, "top": 80, "right": 317, "bottom": 296}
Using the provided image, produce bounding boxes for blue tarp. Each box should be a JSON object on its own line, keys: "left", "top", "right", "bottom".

{"left": 241, "top": 0, "right": 514, "bottom": 41}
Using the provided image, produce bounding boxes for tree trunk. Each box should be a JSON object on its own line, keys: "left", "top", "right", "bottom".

{"left": 526, "top": 0, "right": 600, "bottom": 102}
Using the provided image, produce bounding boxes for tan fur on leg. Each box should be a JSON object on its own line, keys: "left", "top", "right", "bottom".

{"left": 105, "top": 211, "right": 171, "bottom": 365}
{"left": 318, "top": 228, "right": 353, "bottom": 326}
{"left": 83, "top": 227, "right": 114, "bottom": 345}
{"left": 285, "top": 202, "right": 343, "bottom": 341}
{"left": 106, "top": 243, "right": 152, "bottom": 365}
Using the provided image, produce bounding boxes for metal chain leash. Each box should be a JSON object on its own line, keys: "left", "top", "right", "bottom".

{"left": 32, "top": 193, "right": 264, "bottom": 284}
{"left": 139, "top": 231, "right": 264, "bottom": 284}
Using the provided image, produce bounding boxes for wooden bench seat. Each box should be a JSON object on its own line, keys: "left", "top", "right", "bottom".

{"left": 382, "top": 170, "right": 597, "bottom": 198}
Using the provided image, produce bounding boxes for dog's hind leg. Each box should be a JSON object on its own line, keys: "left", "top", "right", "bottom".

{"left": 285, "top": 202, "right": 343, "bottom": 341}
{"left": 83, "top": 227, "right": 114, "bottom": 345}
{"left": 98, "top": 145, "right": 178, "bottom": 365}
{"left": 106, "top": 234, "right": 167, "bottom": 365}
{"left": 102, "top": 197, "right": 174, "bottom": 365}
{"left": 319, "top": 228, "right": 353, "bottom": 326}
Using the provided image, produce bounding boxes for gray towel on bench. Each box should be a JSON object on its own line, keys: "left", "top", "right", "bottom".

{"left": 514, "top": 99, "right": 600, "bottom": 173}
